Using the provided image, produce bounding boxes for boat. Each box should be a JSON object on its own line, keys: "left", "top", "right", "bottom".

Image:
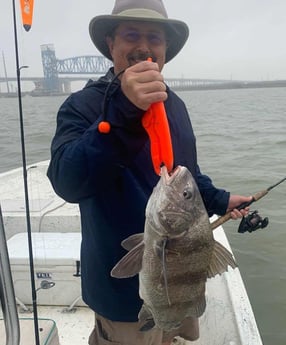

{"left": 0, "top": 160, "right": 263, "bottom": 345}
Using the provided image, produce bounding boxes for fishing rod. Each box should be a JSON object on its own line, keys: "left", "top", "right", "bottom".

{"left": 11, "top": 0, "right": 40, "bottom": 345}
{"left": 211, "top": 176, "right": 286, "bottom": 231}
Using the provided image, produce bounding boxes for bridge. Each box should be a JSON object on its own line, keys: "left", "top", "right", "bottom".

{"left": 34, "top": 44, "right": 114, "bottom": 93}
{"left": 1, "top": 44, "right": 286, "bottom": 95}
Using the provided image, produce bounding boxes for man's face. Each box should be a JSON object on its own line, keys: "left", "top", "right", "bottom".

{"left": 106, "top": 21, "right": 167, "bottom": 74}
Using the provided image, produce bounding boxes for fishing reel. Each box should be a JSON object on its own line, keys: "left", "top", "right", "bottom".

{"left": 238, "top": 210, "right": 269, "bottom": 233}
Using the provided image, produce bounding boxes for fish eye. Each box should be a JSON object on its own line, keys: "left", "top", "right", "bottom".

{"left": 183, "top": 188, "right": 192, "bottom": 199}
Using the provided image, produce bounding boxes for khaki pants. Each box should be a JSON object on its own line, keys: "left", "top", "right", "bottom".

{"left": 88, "top": 313, "right": 199, "bottom": 345}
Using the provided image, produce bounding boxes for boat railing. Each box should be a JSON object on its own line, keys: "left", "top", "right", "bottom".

{"left": 0, "top": 204, "right": 20, "bottom": 345}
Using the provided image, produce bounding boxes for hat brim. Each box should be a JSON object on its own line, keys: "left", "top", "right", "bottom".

{"left": 89, "top": 15, "right": 189, "bottom": 63}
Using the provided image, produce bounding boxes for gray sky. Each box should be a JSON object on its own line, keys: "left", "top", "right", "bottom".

{"left": 1, "top": 0, "right": 286, "bottom": 85}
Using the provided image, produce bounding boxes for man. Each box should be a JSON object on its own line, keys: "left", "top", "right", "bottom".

{"left": 47, "top": 0, "right": 251, "bottom": 344}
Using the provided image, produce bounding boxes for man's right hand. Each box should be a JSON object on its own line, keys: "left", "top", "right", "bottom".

{"left": 120, "top": 60, "right": 168, "bottom": 111}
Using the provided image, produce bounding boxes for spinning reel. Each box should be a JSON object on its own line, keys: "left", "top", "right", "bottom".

{"left": 238, "top": 210, "right": 269, "bottom": 234}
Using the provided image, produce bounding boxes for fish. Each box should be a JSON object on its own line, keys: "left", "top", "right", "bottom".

{"left": 111, "top": 165, "right": 237, "bottom": 332}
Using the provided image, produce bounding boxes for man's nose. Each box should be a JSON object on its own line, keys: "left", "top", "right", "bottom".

{"left": 136, "top": 35, "right": 151, "bottom": 49}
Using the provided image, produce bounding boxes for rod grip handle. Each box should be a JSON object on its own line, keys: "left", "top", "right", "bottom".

{"left": 211, "top": 197, "right": 255, "bottom": 230}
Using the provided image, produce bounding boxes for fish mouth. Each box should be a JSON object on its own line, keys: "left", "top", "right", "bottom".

{"left": 160, "top": 165, "right": 181, "bottom": 184}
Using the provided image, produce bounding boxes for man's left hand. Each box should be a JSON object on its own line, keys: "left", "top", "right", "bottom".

{"left": 227, "top": 195, "right": 252, "bottom": 219}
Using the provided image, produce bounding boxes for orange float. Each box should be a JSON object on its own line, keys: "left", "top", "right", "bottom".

{"left": 19, "top": 0, "right": 34, "bottom": 31}
{"left": 141, "top": 58, "right": 174, "bottom": 175}
{"left": 142, "top": 100, "right": 174, "bottom": 175}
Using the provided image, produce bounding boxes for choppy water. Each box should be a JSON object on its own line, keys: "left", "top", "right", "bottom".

{"left": 0, "top": 87, "right": 285, "bottom": 344}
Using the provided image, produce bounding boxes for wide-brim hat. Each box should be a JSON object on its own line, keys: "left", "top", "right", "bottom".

{"left": 89, "top": 0, "right": 189, "bottom": 63}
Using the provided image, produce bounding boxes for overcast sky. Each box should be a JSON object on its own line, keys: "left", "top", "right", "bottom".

{"left": 1, "top": 0, "right": 286, "bottom": 85}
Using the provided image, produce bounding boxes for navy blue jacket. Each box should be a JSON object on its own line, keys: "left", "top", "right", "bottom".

{"left": 47, "top": 68, "right": 229, "bottom": 322}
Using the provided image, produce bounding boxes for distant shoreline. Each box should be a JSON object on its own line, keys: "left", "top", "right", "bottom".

{"left": 169, "top": 79, "right": 286, "bottom": 92}
{"left": 0, "top": 80, "right": 285, "bottom": 97}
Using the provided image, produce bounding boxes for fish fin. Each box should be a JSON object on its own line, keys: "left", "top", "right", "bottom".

{"left": 138, "top": 304, "right": 156, "bottom": 331}
{"left": 185, "top": 295, "right": 206, "bottom": 318}
{"left": 139, "top": 319, "right": 155, "bottom": 332}
{"left": 121, "top": 233, "right": 144, "bottom": 251}
{"left": 140, "top": 319, "right": 156, "bottom": 332}
{"left": 111, "top": 241, "right": 144, "bottom": 278}
{"left": 207, "top": 240, "right": 237, "bottom": 278}
{"left": 194, "top": 295, "right": 206, "bottom": 317}
{"left": 138, "top": 303, "right": 153, "bottom": 322}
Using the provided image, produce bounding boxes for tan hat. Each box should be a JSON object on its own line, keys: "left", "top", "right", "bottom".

{"left": 89, "top": 0, "right": 189, "bottom": 63}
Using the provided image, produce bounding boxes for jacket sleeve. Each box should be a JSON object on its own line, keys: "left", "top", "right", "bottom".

{"left": 196, "top": 165, "right": 230, "bottom": 216}
{"left": 47, "top": 86, "right": 146, "bottom": 203}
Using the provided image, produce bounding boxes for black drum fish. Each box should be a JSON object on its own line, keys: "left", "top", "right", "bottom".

{"left": 111, "top": 165, "right": 237, "bottom": 332}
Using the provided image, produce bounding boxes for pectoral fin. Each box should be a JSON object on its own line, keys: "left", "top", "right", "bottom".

{"left": 111, "top": 241, "right": 145, "bottom": 278}
{"left": 121, "top": 233, "right": 144, "bottom": 251}
{"left": 207, "top": 240, "right": 237, "bottom": 278}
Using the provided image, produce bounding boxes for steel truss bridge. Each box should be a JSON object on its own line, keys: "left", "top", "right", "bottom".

{"left": 38, "top": 44, "right": 113, "bottom": 92}
{"left": 56, "top": 55, "right": 111, "bottom": 75}
{"left": 39, "top": 44, "right": 235, "bottom": 93}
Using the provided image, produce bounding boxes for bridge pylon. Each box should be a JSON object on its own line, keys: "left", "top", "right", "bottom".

{"left": 39, "top": 44, "right": 113, "bottom": 94}
{"left": 40, "top": 44, "right": 61, "bottom": 92}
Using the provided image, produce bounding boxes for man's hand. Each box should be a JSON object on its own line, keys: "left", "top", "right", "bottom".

{"left": 227, "top": 195, "right": 253, "bottom": 219}
{"left": 121, "top": 61, "right": 167, "bottom": 110}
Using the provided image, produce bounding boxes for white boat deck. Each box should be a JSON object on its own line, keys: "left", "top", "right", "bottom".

{"left": 1, "top": 306, "right": 93, "bottom": 345}
{"left": 0, "top": 162, "right": 263, "bottom": 344}
{"left": 0, "top": 161, "right": 80, "bottom": 240}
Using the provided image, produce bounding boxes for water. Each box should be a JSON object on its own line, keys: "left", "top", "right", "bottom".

{"left": 0, "top": 95, "right": 64, "bottom": 172}
{"left": 0, "top": 87, "right": 285, "bottom": 344}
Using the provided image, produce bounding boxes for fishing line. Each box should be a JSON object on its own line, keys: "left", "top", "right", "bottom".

{"left": 98, "top": 69, "right": 125, "bottom": 133}
{"left": 11, "top": 0, "right": 40, "bottom": 344}
{"left": 161, "top": 238, "right": 171, "bottom": 306}
{"left": 38, "top": 201, "right": 67, "bottom": 232}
